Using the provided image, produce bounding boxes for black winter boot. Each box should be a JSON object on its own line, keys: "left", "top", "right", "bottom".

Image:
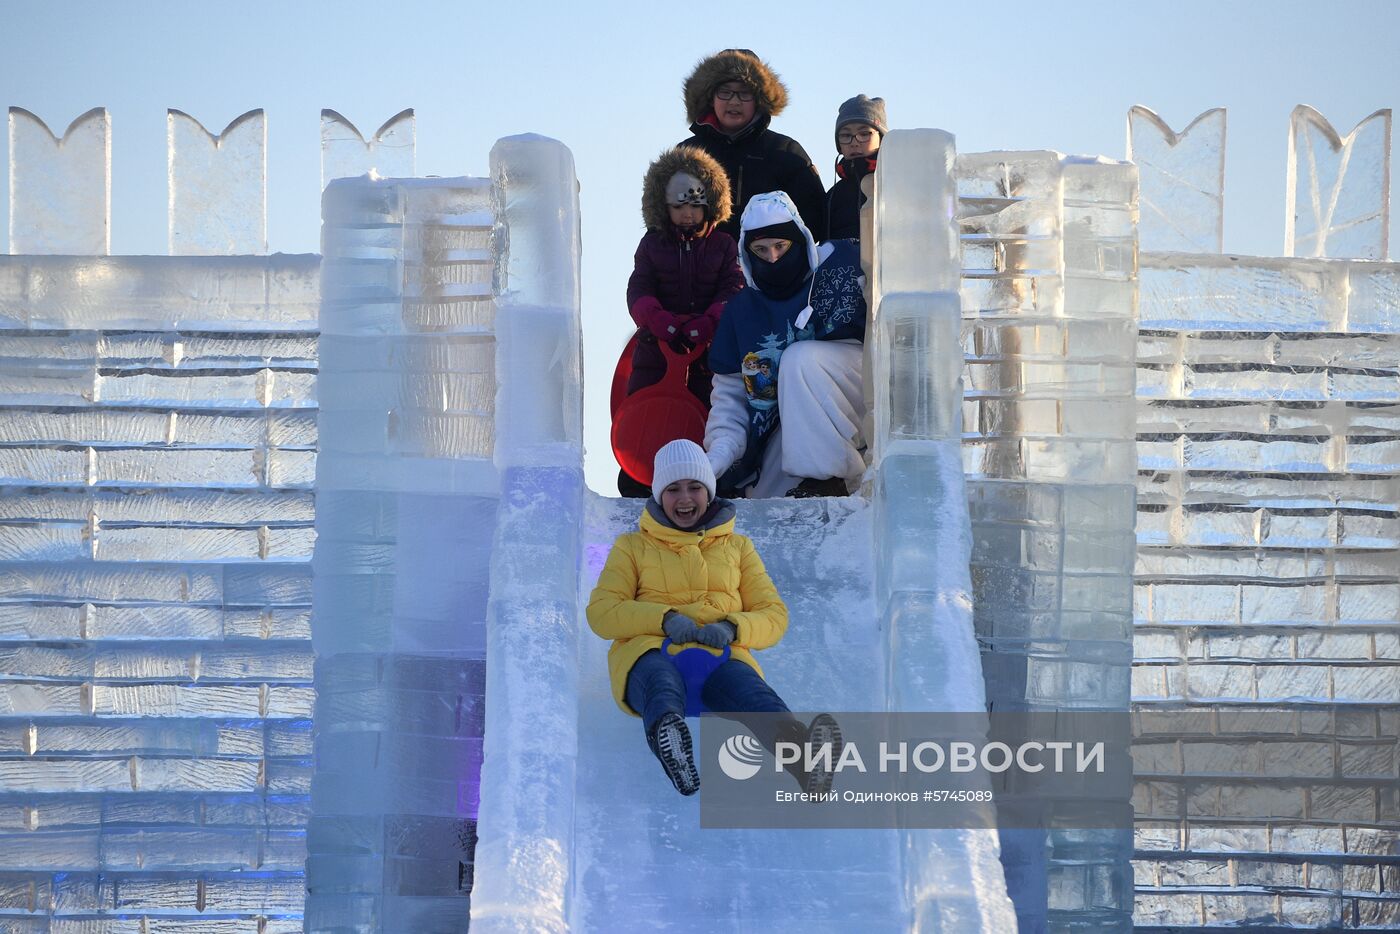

{"left": 803, "top": 713, "right": 844, "bottom": 796}
{"left": 646, "top": 712, "right": 700, "bottom": 796}
{"left": 618, "top": 469, "right": 651, "bottom": 498}
{"left": 786, "top": 477, "right": 849, "bottom": 498}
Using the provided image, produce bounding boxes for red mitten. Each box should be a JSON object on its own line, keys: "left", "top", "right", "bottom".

{"left": 635, "top": 300, "right": 681, "bottom": 342}
{"left": 682, "top": 314, "right": 717, "bottom": 347}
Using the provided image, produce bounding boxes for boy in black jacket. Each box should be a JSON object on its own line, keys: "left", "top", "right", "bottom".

{"left": 678, "top": 49, "right": 827, "bottom": 242}
{"left": 826, "top": 95, "right": 887, "bottom": 243}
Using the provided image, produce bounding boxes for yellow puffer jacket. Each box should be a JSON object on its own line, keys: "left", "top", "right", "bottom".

{"left": 587, "top": 505, "right": 788, "bottom": 715}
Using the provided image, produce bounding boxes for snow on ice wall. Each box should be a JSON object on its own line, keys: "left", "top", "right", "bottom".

{"left": 954, "top": 150, "right": 1140, "bottom": 931}
{"left": 1129, "top": 107, "right": 1400, "bottom": 930}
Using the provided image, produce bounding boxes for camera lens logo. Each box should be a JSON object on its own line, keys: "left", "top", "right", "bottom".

{"left": 717, "top": 734, "right": 765, "bottom": 781}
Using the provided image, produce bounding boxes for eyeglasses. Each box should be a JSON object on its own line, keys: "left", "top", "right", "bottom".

{"left": 837, "top": 128, "right": 875, "bottom": 146}
{"left": 715, "top": 87, "right": 755, "bottom": 103}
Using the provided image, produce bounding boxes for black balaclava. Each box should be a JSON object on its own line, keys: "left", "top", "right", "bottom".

{"left": 745, "top": 220, "right": 810, "bottom": 299}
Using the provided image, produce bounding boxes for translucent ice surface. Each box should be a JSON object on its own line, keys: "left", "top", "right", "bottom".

{"left": 0, "top": 255, "right": 317, "bottom": 333}
{"left": 168, "top": 109, "right": 267, "bottom": 255}
{"left": 567, "top": 495, "right": 1015, "bottom": 934}
{"left": 309, "top": 166, "right": 506, "bottom": 932}
{"left": 955, "top": 150, "right": 1139, "bottom": 931}
{"left": 460, "top": 134, "right": 1015, "bottom": 933}
{"left": 8, "top": 107, "right": 110, "bottom": 255}
{"left": 868, "top": 130, "right": 962, "bottom": 458}
{"left": 0, "top": 248, "right": 318, "bottom": 928}
{"left": 1286, "top": 105, "right": 1392, "bottom": 261}
{"left": 1127, "top": 106, "right": 1225, "bottom": 253}
{"left": 320, "top": 109, "right": 416, "bottom": 188}
{"left": 1135, "top": 212, "right": 1400, "bottom": 922}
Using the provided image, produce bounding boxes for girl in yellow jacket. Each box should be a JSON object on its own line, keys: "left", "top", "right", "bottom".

{"left": 587, "top": 439, "right": 839, "bottom": 796}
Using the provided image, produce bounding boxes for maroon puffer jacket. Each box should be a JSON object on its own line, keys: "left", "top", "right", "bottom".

{"left": 625, "top": 227, "right": 744, "bottom": 401}
{"left": 627, "top": 228, "right": 743, "bottom": 329}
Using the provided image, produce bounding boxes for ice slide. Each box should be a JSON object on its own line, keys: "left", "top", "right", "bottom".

{"left": 466, "top": 465, "right": 1017, "bottom": 934}
{"left": 456, "top": 134, "right": 1017, "bottom": 931}
{"left": 566, "top": 493, "right": 1016, "bottom": 932}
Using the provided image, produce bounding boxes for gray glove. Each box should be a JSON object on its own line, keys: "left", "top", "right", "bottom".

{"left": 695, "top": 620, "right": 737, "bottom": 649}
{"left": 662, "top": 611, "right": 701, "bottom": 644}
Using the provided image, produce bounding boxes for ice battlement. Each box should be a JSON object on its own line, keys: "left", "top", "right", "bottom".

{"left": 1129, "top": 105, "right": 1392, "bottom": 260}
{"left": 8, "top": 107, "right": 415, "bottom": 255}
{"left": 6, "top": 104, "right": 1390, "bottom": 261}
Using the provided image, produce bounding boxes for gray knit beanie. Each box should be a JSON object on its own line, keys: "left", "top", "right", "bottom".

{"left": 835, "top": 95, "right": 888, "bottom": 149}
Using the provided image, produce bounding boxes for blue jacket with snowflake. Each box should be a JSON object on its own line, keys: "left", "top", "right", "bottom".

{"left": 706, "top": 192, "right": 866, "bottom": 489}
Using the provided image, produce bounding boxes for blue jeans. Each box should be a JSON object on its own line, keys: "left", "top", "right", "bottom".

{"left": 625, "top": 650, "right": 792, "bottom": 733}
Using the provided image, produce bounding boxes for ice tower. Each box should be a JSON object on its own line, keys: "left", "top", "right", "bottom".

{"left": 953, "top": 149, "right": 1141, "bottom": 931}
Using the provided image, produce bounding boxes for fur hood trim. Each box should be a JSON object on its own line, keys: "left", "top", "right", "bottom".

{"left": 683, "top": 49, "right": 789, "bottom": 125}
{"left": 641, "top": 145, "right": 732, "bottom": 231}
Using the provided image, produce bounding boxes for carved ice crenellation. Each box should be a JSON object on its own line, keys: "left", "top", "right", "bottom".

{"left": 1286, "top": 105, "right": 1391, "bottom": 261}
{"left": 320, "top": 108, "right": 416, "bottom": 188}
{"left": 1129, "top": 104, "right": 1392, "bottom": 261}
{"left": 9, "top": 104, "right": 1386, "bottom": 261}
{"left": 8, "top": 107, "right": 111, "bottom": 255}
{"left": 1127, "top": 103, "right": 1400, "bottom": 930}
{"left": 167, "top": 109, "right": 268, "bottom": 256}
{"left": 1127, "top": 105, "right": 1225, "bottom": 254}
{"left": 5, "top": 108, "right": 417, "bottom": 257}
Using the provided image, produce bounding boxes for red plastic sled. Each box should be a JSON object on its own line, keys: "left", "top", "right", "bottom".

{"left": 610, "top": 331, "right": 641, "bottom": 418}
{"left": 611, "top": 340, "right": 708, "bottom": 486}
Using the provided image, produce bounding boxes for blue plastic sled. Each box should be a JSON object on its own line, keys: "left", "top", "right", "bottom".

{"left": 660, "top": 639, "right": 731, "bottom": 716}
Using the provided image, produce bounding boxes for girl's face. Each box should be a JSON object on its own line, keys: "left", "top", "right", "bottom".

{"left": 668, "top": 203, "right": 705, "bottom": 228}
{"left": 660, "top": 479, "right": 710, "bottom": 529}
{"left": 748, "top": 237, "right": 792, "bottom": 264}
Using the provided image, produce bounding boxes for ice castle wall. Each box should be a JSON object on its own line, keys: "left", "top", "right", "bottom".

{"left": 1132, "top": 253, "right": 1400, "bottom": 931}
{"left": 0, "top": 252, "right": 319, "bottom": 930}
{"left": 467, "top": 136, "right": 584, "bottom": 934}
{"left": 868, "top": 129, "right": 1020, "bottom": 931}
{"left": 953, "top": 151, "right": 1140, "bottom": 932}
{"left": 1128, "top": 107, "right": 1399, "bottom": 931}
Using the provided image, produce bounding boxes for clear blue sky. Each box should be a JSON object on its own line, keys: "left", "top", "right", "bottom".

{"left": 4, "top": 0, "right": 1398, "bottom": 492}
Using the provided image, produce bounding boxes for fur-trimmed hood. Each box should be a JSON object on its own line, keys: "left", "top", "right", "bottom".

{"left": 641, "top": 146, "right": 732, "bottom": 232}
{"left": 683, "top": 49, "right": 789, "bottom": 125}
